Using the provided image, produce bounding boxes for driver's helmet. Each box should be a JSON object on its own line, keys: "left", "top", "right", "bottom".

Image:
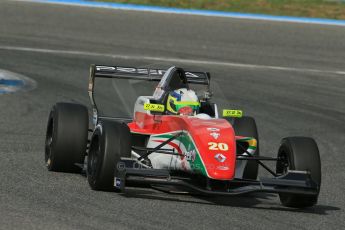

{"left": 166, "top": 88, "right": 200, "bottom": 116}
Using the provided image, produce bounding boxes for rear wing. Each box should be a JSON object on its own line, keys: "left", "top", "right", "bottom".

{"left": 88, "top": 64, "right": 211, "bottom": 123}
{"left": 89, "top": 65, "right": 210, "bottom": 86}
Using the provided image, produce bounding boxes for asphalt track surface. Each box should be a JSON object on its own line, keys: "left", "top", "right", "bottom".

{"left": 0, "top": 1, "right": 345, "bottom": 229}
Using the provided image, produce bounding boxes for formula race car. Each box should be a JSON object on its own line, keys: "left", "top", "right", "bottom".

{"left": 45, "top": 65, "right": 321, "bottom": 208}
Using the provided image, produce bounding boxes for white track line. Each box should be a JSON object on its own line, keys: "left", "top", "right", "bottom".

{"left": 1, "top": 45, "right": 344, "bottom": 76}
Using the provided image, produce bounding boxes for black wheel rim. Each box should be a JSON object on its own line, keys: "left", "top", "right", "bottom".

{"left": 277, "top": 153, "right": 290, "bottom": 175}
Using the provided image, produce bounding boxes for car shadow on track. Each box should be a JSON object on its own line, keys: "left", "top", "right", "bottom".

{"left": 120, "top": 187, "right": 340, "bottom": 215}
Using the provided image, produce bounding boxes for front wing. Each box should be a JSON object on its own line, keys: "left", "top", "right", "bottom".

{"left": 114, "top": 158, "right": 319, "bottom": 196}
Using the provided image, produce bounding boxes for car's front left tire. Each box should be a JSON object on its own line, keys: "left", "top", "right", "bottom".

{"left": 87, "top": 120, "right": 131, "bottom": 191}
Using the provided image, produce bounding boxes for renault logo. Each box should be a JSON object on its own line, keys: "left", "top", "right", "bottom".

{"left": 214, "top": 153, "right": 226, "bottom": 162}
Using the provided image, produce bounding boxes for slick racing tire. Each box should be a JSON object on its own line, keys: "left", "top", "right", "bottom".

{"left": 87, "top": 120, "right": 131, "bottom": 191}
{"left": 276, "top": 137, "right": 321, "bottom": 208}
{"left": 45, "top": 102, "right": 89, "bottom": 173}
{"left": 231, "top": 116, "right": 260, "bottom": 180}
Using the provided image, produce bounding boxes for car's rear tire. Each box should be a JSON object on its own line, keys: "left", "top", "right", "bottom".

{"left": 231, "top": 116, "right": 259, "bottom": 180}
{"left": 276, "top": 137, "right": 321, "bottom": 208}
{"left": 87, "top": 120, "right": 131, "bottom": 191}
{"left": 45, "top": 102, "right": 89, "bottom": 173}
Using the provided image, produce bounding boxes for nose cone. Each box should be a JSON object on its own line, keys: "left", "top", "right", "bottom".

{"left": 186, "top": 118, "right": 237, "bottom": 180}
{"left": 204, "top": 152, "right": 236, "bottom": 180}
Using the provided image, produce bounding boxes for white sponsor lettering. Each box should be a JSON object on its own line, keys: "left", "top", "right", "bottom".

{"left": 217, "top": 166, "right": 230, "bottom": 170}
{"left": 96, "top": 66, "right": 116, "bottom": 71}
{"left": 116, "top": 67, "right": 137, "bottom": 73}
{"left": 207, "top": 127, "right": 220, "bottom": 132}
{"left": 185, "top": 72, "right": 199, "bottom": 78}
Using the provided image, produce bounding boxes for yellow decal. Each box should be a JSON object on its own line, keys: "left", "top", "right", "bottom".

{"left": 208, "top": 142, "right": 229, "bottom": 151}
{"left": 222, "top": 109, "right": 243, "bottom": 118}
{"left": 144, "top": 103, "right": 165, "bottom": 112}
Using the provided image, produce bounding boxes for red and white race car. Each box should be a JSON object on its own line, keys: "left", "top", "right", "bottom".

{"left": 45, "top": 65, "right": 321, "bottom": 208}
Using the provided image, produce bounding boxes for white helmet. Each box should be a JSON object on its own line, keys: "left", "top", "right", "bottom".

{"left": 166, "top": 88, "right": 200, "bottom": 115}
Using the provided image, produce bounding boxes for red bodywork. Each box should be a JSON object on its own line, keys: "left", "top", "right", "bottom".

{"left": 128, "top": 112, "right": 237, "bottom": 180}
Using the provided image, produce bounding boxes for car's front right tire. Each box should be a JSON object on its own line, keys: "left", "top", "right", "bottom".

{"left": 45, "top": 102, "right": 88, "bottom": 173}
{"left": 231, "top": 116, "right": 260, "bottom": 180}
{"left": 276, "top": 137, "right": 321, "bottom": 208}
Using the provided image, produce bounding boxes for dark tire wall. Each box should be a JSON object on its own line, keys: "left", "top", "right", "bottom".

{"left": 230, "top": 116, "right": 260, "bottom": 180}
{"left": 276, "top": 137, "right": 321, "bottom": 208}
{"left": 45, "top": 102, "right": 89, "bottom": 172}
{"left": 87, "top": 120, "right": 131, "bottom": 191}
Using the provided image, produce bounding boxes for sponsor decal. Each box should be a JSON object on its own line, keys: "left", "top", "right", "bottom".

{"left": 183, "top": 149, "right": 196, "bottom": 162}
{"left": 114, "top": 178, "right": 122, "bottom": 188}
{"left": 143, "top": 103, "right": 165, "bottom": 112}
{"left": 208, "top": 142, "right": 229, "bottom": 151}
{"left": 101, "top": 69, "right": 201, "bottom": 79}
{"left": 214, "top": 153, "right": 226, "bottom": 163}
{"left": 95, "top": 66, "right": 115, "bottom": 71}
{"left": 137, "top": 121, "right": 144, "bottom": 129}
{"left": 185, "top": 72, "right": 200, "bottom": 78}
{"left": 153, "top": 132, "right": 209, "bottom": 177}
{"left": 222, "top": 109, "right": 243, "bottom": 118}
{"left": 207, "top": 127, "right": 220, "bottom": 132}
{"left": 96, "top": 66, "right": 165, "bottom": 75}
{"left": 217, "top": 165, "right": 230, "bottom": 170}
{"left": 210, "top": 132, "right": 220, "bottom": 140}
{"left": 236, "top": 137, "right": 257, "bottom": 155}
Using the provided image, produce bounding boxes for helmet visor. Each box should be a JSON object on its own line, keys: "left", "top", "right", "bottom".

{"left": 174, "top": 101, "right": 200, "bottom": 112}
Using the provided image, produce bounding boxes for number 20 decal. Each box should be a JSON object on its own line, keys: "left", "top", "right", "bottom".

{"left": 208, "top": 142, "right": 229, "bottom": 151}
